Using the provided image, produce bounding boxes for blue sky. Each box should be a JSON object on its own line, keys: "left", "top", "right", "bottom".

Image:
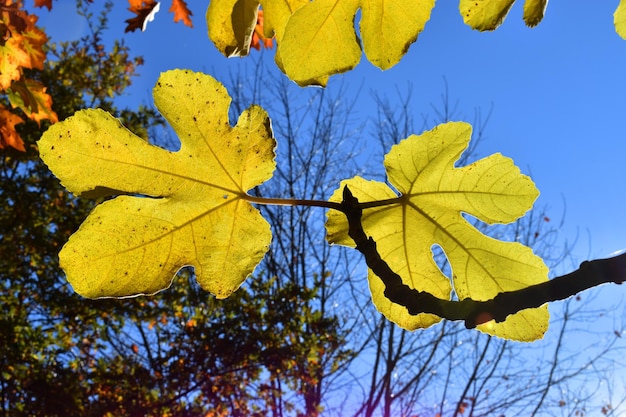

{"left": 38, "top": 1, "right": 625, "bottom": 265}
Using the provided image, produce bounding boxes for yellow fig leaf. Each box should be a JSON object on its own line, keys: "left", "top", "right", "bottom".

{"left": 206, "top": 0, "right": 307, "bottom": 57}
{"left": 460, "top": 0, "right": 547, "bottom": 31}
{"left": 207, "top": 0, "right": 434, "bottom": 86}
{"left": 38, "top": 69, "right": 276, "bottom": 299}
{"left": 276, "top": 0, "right": 435, "bottom": 86}
{"left": 615, "top": 0, "right": 626, "bottom": 39}
{"left": 326, "top": 122, "right": 549, "bottom": 341}
{"left": 258, "top": 0, "right": 308, "bottom": 42}
{"left": 523, "top": 0, "right": 548, "bottom": 28}
{"left": 275, "top": 0, "right": 362, "bottom": 86}
{"left": 206, "top": 0, "right": 259, "bottom": 57}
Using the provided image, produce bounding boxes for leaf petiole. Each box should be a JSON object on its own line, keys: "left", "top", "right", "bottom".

{"left": 243, "top": 194, "right": 403, "bottom": 211}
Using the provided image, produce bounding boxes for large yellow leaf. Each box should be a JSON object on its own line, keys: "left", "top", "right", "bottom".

{"left": 459, "top": 0, "right": 547, "bottom": 31}
{"left": 326, "top": 122, "right": 549, "bottom": 341}
{"left": 259, "top": 0, "right": 308, "bottom": 41}
{"left": 207, "top": 0, "right": 435, "bottom": 86}
{"left": 275, "top": 0, "right": 362, "bottom": 86}
{"left": 38, "top": 69, "right": 276, "bottom": 299}
{"left": 277, "top": 0, "right": 435, "bottom": 86}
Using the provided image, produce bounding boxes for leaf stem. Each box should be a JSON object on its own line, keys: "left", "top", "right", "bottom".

{"left": 243, "top": 194, "right": 403, "bottom": 211}
{"left": 243, "top": 195, "right": 343, "bottom": 210}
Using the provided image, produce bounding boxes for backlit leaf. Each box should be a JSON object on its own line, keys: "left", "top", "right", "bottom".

{"left": 0, "top": 104, "right": 26, "bottom": 152}
{"left": 0, "top": 3, "right": 48, "bottom": 88}
{"left": 615, "top": 0, "right": 626, "bottom": 39}
{"left": 125, "top": 0, "right": 161, "bottom": 33}
{"left": 207, "top": 0, "right": 306, "bottom": 57}
{"left": 33, "top": 0, "right": 52, "bottom": 10}
{"left": 206, "top": 0, "right": 260, "bottom": 57}
{"left": 207, "top": 0, "right": 434, "bottom": 86}
{"left": 259, "top": 0, "right": 308, "bottom": 42}
{"left": 523, "top": 0, "right": 547, "bottom": 27}
{"left": 17, "top": 14, "right": 47, "bottom": 68}
{"left": 326, "top": 122, "right": 549, "bottom": 341}
{"left": 7, "top": 78, "right": 58, "bottom": 125}
{"left": 459, "top": 0, "right": 547, "bottom": 31}
{"left": 276, "top": 0, "right": 435, "bottom": 86}
{"left": 38, "top": 69, "right": 276, "bottom": 299}
{"left": 250, "top": 10, "right": 274, "bottom": 50}
{"left": 169, "top": 0, "right": 193, "bottom": 28}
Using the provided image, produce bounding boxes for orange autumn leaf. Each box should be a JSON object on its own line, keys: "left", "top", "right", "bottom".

{"left": 0, "top": 2, "right": 48, "bottom": 88}
{"left": 251, "top": 10, "right": 274, "bottom": 51}
{"left": 0, "top": 40, "right": 29, "bottom": 89}
{"left": 8, "top": 78, "right": 58, "bottom": 125}
{"left": 126, "top": 0, "right": 194, "bottom": 32}
{"left": 125, "top": 0, "right": 160, "bottom": 33}
{"left": 169, "top": 0, "right": 193, "bottom": 28}
{"left": 0, "top": 104, "right": 26, "bottom": 152}
{"left": 18, "top": 13, "right": 47, "bottom": 68}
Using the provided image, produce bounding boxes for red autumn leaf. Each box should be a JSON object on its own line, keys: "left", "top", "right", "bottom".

{"left": 125, "top": 0, "right": 160, "bottom": 33}
{"left": 169, "top": 0, "right": 192, "bottom": 28}
{"left": 0, "top": 104, "right": 26, "bottom": 152}
{"left": 33, "top": 0, "right": 52, "bottom": 11}
{"left": 250, "top": 10, "right": 274, "bottom": 51}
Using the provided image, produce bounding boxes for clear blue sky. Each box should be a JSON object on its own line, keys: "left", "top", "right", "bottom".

{"left": 38, "top": 1, "right": 625, "bottom": 265}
